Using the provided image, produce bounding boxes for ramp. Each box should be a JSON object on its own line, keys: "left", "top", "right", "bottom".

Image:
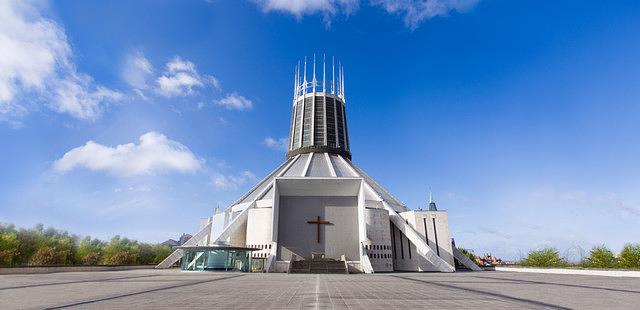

{"left": 452, "top": 246, "right": 483, "bottom": 271}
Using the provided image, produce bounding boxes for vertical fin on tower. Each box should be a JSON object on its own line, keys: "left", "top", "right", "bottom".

{"left": 341, "top": 64, "right": 345, "bottom": 101}
{"left": 322, "top": 54, "right": 326, "bottom": 93}
{"left": 293, "top": 63, "right": 298, "bottom": 100}
{"left": 303, "top": 56, "right": 307, "bottom": 92}
{"left": 312, "top": 54, "right": 317, "bottom": 91}
{"left": 332, "top": 57, "right": 335, "bottom": 95}
{"left": 338, "top": 62, "right": 342, "bottom": 98}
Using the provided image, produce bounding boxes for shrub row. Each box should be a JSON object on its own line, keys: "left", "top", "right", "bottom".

{"left": 521, "top": 245, "right": 640, "bottom": 269}
{"left": 0, "top": 223, "right": 173, "bottom": 267}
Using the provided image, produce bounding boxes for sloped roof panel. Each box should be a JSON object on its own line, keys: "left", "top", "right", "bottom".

{"left": 283, "top": 153, "right": 310, "bottom": 176}
{"left": 307, "top": 153, "right": 333, "bottom": 177}
{"left": 330, "top": 154, "right": 358, "bottom": 177}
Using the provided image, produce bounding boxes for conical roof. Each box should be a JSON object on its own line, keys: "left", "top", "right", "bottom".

{"left": 230, "top": 152, "right": 407, "bottom": 213}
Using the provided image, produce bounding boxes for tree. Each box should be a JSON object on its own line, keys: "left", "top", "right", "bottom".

{"left": 582, "top": 246, "right": 617, "bottom": 268}
{"left": 152, "top": 244, "right": 173, "bottom": 264}
{"left": 618, "top": 244, "right": 640, "bottom": 269}
{"left": 521, "top": 248, "right": 568, "bottom": 267}
{"left": 102, "top": 236, "right": 139, "bottom": 265}
{"left": 138, "top": 243, "right": 156, "bottom": 265}
{"left": 29, "top": 246, "right": 67, "bottom": 265}
{"left": 76, "top": 237, "right": 105, "bottom": 265}
{"left": 0, "top": 226, "right": 20, "bottom": 267}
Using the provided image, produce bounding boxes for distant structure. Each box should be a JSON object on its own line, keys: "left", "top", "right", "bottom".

{"left": 156, "top": 56, "right": 479, "bottom": 273}
{"left": 428, "top": 191, "right": 438, "bottom": 211}
{"left": 161, "top": 233, "right": 192, "bottom": 248}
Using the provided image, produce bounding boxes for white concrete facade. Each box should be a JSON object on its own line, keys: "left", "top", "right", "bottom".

{"left": 154, "top": 60, "right": 469, "bottom": 272}
{"left": 159, "top": 152, "right": 458, "bottom": 273}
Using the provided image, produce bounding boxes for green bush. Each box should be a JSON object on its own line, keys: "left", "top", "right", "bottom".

{"left": 138, "top": 243, "right": 156, "bottom": 265}
{"left": 102, "top": 236, "right": 139, "bottom": 265}
{"left": 618, "top": 244, "right": 640, "bottom": 269}
{"left": 29, "top": 246, "right": 68, "bottom": 265}
{"left": 582, "top": 246, "right": 617, "bottom": 268}
{"left": 457, "top": 248, "right": 477, "bottom": 264}
{"left": 521, "top": 248, "right": 568, "bottom": 267}
{"left": 105, "top": 251, "right": 137, "bottom": 265}
{"left": 0, "top": 223, "right": 173, "bottom": 267}
{"left": 81, "top": 252, "right": 101, "bottom": 265}
{"left": 152, "top": 244, "right": 173, "bottom": 264}
{"left": 76, "top": 237, "right": 105, "bottom": 264}
{"left": 0, "top": 230, "right": 20, "bottom": 266}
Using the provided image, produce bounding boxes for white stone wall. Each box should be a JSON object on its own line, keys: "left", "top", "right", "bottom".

{"left": 246, "top": 207, "right": 273, "bottom": 259}
{"left": 392, "top": 210, "right": 454, "bottom": 271}
{"left": 208, "top": 212, "right": 227, "bottom": 245}
{"left": 229, "top": 219, "right": 247, "bottom": 247}
{"left": 276, "top": 196, "right": 359, "bottom": 261}
{"left": 364, "top": 208, "right": 393, "bottom": 272}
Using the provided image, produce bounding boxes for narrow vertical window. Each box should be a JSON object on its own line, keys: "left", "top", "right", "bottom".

{"left": 391, "top": 224, "right": 396, "bottom": 259}
{"left": 432, "top": 218, "right": 440, "bottom": 257}
{"left": 400, "top": 232, "right": 405, "bottom": 260}
{"left": 407, "top": 238, "right": 412, "bottom": 259}
{"left": 423, "top": 217, "right": 429, "bottom": 245}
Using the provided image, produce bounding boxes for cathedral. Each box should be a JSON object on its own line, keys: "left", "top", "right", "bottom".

{"left": 156, "top": 56, "right": 479, "bottom": 273}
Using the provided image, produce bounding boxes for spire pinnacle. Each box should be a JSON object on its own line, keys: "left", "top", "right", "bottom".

{"left": 428, "top": 189, "right": 438, "bottom": 211}
{"left": 322, "top": 54, "right": 326, "bottom": 93}
{"left": 293, "top": 64, "right": 297, "bottom": 99}
{"left": 331, "top": 56, "right": 335, "bottom": 95}
{"left": 312, "top": 54, "right": 317, "bottom": 91}
{"left": 341, "top": 64, "right": 345, "bottom": 100}
{"left": 338, "top": 61, "right": 341, "bottom": 97}
{"left": 303, "top": 57, "right": 307, "bottom": 84}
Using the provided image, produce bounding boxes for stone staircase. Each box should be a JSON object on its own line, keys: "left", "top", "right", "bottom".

{"left": 289, "top": 259, "right": 348, "bottom": 274}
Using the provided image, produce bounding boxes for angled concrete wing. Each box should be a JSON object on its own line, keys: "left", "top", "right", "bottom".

{"left": 155, "top": 221, "right": 212, "bottom": 269}
{"left": 453, "top": 246, "right": 483, "bottom": 271}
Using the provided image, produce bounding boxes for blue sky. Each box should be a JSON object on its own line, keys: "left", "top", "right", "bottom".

{"left": 1, "top": 0, "right": 639, "bottom": 260}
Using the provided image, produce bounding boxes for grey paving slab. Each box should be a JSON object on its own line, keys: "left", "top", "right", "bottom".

{"left": 0, "top": 270, "right": 638, "bottom": 309}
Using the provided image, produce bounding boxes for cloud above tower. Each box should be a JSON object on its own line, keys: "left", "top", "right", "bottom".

{"left": 214, "top": 93, "right": 253, "bottom": 111}
{"left": 156, "top": 57, "right": 220, "bottom": 97}
{"left": 251, "top": 0, "right": 480, "bottom": 29}
{"left": 53, "top": 132, "right": 203, "bottom": 177}
{"left": 371, "top": 0, "right": 480, "bottom": 29}
{"left": 254, "top": 0, "right": 359, "bottom": 21}
{"left": 263, "top": 137, "right": 289, "bottom": 151}
{"left": 0, "top": 0, "right": 123, "bottom": 122}
{"left": 212, "top": 171, "right": 258, "bottom": 190}
{"left": 121, "top": 51, "right": 154, "bottom": 96}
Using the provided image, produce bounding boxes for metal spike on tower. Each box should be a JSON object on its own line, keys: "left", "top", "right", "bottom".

{"left": 288, "top": 55, "right": 351, "bottom": 159}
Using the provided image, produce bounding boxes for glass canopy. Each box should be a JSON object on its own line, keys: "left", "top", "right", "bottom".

{"left": 179, "top": 246, "right": 256, "bottom": 272}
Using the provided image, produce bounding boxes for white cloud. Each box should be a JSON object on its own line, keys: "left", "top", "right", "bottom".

{"left": 214, "top": 93, "right": 253, "bottom": 110}
{"left": 53, "top": 131, "right": 203, "bottom": 177}
{"left": 263, "top": 136, "right": 289, "bottom": 151}
{"left": 0, "top": 1, "right": 122, "bottom": 121}
{"left": 370, "top": 0, "right": 480, "bottom": 29}
{"left": 212, "top": 170, "right": 257, "bottom": 190}
{"left": 51, "top": 75, "right": 123, "bottom": 119}
{"left": 122, "top": 51, "right": 153, "bottom": 93}
{"left": 252, "top": 0, "right": 478, "bottom": 29}
{"left": 254, "top": 0, "right": 359, "bottom": 19}
{"left": 156, "top": 56, "right": 219, "bottom": 97}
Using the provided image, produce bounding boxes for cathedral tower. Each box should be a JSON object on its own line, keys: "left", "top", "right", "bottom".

{"left": 288, "top": 55, "right": 351, "bottom": 159}
{"left": 156, "top": 56, "right": 476, "bottom": 274}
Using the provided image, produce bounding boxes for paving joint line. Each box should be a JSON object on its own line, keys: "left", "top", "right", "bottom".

{"left": 390, "top": 274, "right": 571, "bottom": 310}
{"left": 44, "top": 274, "right": 244, "bottom": 309}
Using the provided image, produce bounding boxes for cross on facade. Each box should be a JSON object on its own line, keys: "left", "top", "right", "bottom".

{"left": 307, "top": 216, "right": 331, "bottom": 243}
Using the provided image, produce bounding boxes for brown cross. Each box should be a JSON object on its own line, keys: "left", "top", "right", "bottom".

{"left": 307, "top": 216, "right": 331, "bottom": 243}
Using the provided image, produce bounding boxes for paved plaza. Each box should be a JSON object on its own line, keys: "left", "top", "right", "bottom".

{"left": 0, "top": 269, "right": 639, "bottom": 309}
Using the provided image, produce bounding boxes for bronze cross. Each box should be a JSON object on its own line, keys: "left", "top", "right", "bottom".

{"left": 307, "top": 216, "right": 331, "bottom": 243}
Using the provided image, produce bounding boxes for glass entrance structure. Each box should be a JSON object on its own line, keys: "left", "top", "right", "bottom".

{"left": 179, "top": 246, "right": 256, "bottom": 272}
